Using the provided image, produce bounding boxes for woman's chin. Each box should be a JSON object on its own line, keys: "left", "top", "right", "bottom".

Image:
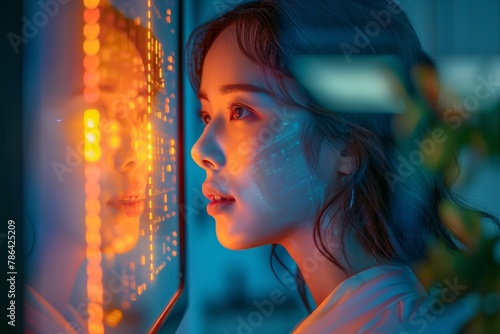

{"left": 101, "top": 234, "right": 139, "bottom": 254}
{"left": 216, "top": 229, "right": 264, "bottom": 250}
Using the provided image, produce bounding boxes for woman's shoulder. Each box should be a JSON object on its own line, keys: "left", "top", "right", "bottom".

{"left": 24, "top": 285, "right": 86, "bottom": 334}
{"left": 292, "top": 264, "right": 478, "bottom": 333}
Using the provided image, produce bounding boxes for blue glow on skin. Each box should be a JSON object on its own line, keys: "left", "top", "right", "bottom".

{"left": 191, "top": 26, "right": 339, "bottom": 250}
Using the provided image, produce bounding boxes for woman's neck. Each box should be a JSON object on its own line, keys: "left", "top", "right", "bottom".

{"left": 281, "top": 224, "right": 382, "bottom": 307}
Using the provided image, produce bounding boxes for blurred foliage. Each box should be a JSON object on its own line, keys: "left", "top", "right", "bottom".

{"left": 414, "top": 233, "right": 500, "bottom": 334}
{"left": 410, "top": 65, "right": 500, "bottom": 332}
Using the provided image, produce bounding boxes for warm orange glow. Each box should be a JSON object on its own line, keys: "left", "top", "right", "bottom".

{"left": 89, "top": 322, "right": 104, "bottom": 334}
{"left": 84, "top": 88, "right": 99, "bottom": 104}
{"left": 146, "top": 0, "right": 155, "bottom": 284}
{"left": 86, "top": 130, "right": 100, "bottom": 144}
{"left": 109, "top": 135, "right": 120, "bottom": 149}
{"left": 85, "top": 147, "right": 100, "bottom": 162}
{"left": 84, "top": 0, "right": 100, "bottom": 10}
{"left": 83, "top": 109, "right": 99, "bottom": 128}
{"left": 86, "top": 231, "right": 102, "bottom": 249}
{"left": 86, "top": 119, "right": 95, "bottom": 129}
{"left": 84, "top": 8, "right": 100, "bottom": 23}
{"left": 84, "top": 39, "right": 100, "bottom": 56}
{"left": 85, "top": 215, "right": 99, "bottom": 228}
{"left": 85, "top": 183, "right": 100, "bottom": 198}
{"left": 104, "top": 309, "right": 123, "bottom": 328}
{"left": 84, "top": 55, "right": 100, "bottom": 71}
{"left": 85, "top": 198, "right": 100, "bottom": 213}
{"left": 83, "top": 7, "right": 103, "bottom": 331}
{"left": 84, "top": 70, "right": 100, "bottom": 88}
{"left": 84, "top": 109, "right": 101, "bottom": 162}
{"left": 108, "top": 120, "right": 118, "bottom": 133}
{"left": 84, "top": 23, "right": 100, "bottom": 39}
{"left": 87, "top": 277, "right": 104, "bottom": 298}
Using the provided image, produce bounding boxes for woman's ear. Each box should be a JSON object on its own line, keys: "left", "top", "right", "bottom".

{"left": 338, "top": 148, "right": 355, "bottom": 175}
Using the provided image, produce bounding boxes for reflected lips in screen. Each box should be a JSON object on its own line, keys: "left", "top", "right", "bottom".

{"left": 108, "top": 195, "right": 146, "bottom": 217}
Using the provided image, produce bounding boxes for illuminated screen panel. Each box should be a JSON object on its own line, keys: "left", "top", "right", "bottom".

{"left": 85, "top": 1, "right": 185, "bottom": 332}
{"left": 23, "top": 0, "right": 185, "bottom": 333}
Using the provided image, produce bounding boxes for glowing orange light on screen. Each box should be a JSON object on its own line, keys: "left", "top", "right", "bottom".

{"left": 83, "top": 23, "right": 100, "bottom": 40}
{"left": 83, "top": 1, "right": 104, "bottom": 333}
{"left": 84, "top": 55, "right": 100, "bottom": 71}
{"left": 146, "top": 0, "right": 155, "bottom": 283}
{"left": 84, "top": 109, "right": 101, "bottom": 162}
{"left": 84, "top": 8, "right": 99, "bottom": 23}
{"left": 84, "top": 0, "right": 99, "bottom": 9}
{"left": 84, "top": 39, "right": 100, "bottom": 56}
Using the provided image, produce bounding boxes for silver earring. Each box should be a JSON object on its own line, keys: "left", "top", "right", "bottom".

{"left": 348, "top": 188, "right": 354, "bottom": 209}
{"left": 342, "top": 175, "right": 354, "bottom": 209}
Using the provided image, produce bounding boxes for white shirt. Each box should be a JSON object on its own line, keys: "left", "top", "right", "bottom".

{"left": 292, "top": 265, "right": 477, "bottom": 334}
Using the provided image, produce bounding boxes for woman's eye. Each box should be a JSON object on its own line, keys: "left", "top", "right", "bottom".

{"left": 229, "top": 104, "right": 252, "bottom": 120}
{"left": 198, "top": 110, "right": 211, "bottom": 125}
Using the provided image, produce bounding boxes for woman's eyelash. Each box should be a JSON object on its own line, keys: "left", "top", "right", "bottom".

{"left": 227, "top": 102, "right": 253, "bottom": 120}
{"left": 197, "top": 103, "right": 254, "bottom": 126}
{"left": 197, "top": 109, "right": 211, "bottom": 125}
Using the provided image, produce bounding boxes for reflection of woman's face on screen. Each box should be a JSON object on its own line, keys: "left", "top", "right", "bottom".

{"left": 97, "top": 27, "right": 148, "bottom": 254}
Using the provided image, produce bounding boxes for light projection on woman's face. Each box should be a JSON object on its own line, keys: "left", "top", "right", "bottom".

{"left": 97, "top": 28, "right": 148, "bottom": 254}
{"left": 191, "top": 27, "right": 341, "bottom": 249}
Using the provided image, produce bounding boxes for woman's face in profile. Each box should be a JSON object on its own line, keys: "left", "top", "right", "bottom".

{"left": 97, "top": 28, "right": 149, "bottom": 253}
{"left": 191, "top": 26, "right": 339, "bottom": 249}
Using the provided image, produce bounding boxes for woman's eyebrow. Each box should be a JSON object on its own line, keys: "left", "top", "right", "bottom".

{"left": 197, "top": 83, "right": 271, "bottom": 101}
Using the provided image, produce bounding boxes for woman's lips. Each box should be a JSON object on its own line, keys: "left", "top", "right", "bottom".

{"left": 202, "top": 184, "right": 235, "bottom": 216}
{"left": 108, "top": 197, "right": 146, "bottom": 217}
{"left": 207, "top": 196, "right": 235, "bottom": 216}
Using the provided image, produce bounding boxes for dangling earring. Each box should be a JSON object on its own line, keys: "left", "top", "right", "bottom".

{"left": 342, "top": 175, "right": 355, "bottom": 209}
{"left": 348, "top": 188, "right": 354, "bottom": 209}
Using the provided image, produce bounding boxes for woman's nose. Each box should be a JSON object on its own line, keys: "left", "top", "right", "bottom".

{"left": 191, "top": 125, "right": 225, "bottom": 171}
{"left": 117, "top": 125, "right": 147, "bottom": 172}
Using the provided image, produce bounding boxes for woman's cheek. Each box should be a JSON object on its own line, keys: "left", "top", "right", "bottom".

{"left": 237, "top": 121, "right": 325, "bottom": 227}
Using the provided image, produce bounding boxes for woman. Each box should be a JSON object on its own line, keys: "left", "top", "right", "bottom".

{"left": 187, "top": 0, "right": 499, "bottom": 333}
